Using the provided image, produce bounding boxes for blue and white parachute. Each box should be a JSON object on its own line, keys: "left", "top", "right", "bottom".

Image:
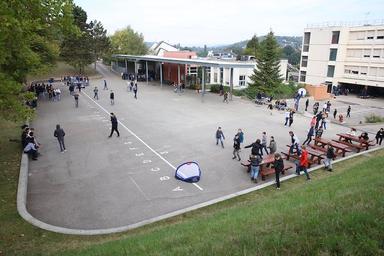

{"left": 175, "top": 162, "right": 201, "bottom": 183}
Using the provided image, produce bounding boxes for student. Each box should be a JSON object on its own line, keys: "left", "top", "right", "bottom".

{"left": 103, "top": 79, "right": 108, "bottom": 90}
{"left": 297, "top": 145, "right": 310, "bottom": 180}
{"left": 302, "top": 126, "right": 315, "bottom": 145}
{"left": 289, "top": 131, "right": 301, "bottom": 155}
{"left": 268, "top": 136, "right": 277, "bottom": 154}
{"left": 245, "top": 139, "right": 263, "bottom": 156}
{"left": 93, "top": 86, "right": 99, "bottom": 100}
{"left": 323, "top": 143, "right": 335, "bottom": 172}
{"left": 346, "top": 105, "right": 351, "bottom": 118}
{"left": 237, "top": 129, "right": 244, "bottom": 146}
{"left": 249, "top": 154, "right": 262, "bottom": 183}
{"left": 358, "top": 132, "right": 369, "bottom": 142}
{"left": 261, "top": 132, "right": 269, "bottom": 155}
{"left": 133, "top": 82, "right": 138, "bottom": 99}
{"left": 24, "top": 141, "right": 38, "bottom": 160}
{"left": 315, "top": 127, "right": 324, "bottom": 138}
{"left": 223, "top": 92, "right": 228, "bottom": 103}
{"left": 288, "top": 110, "right": 294, "bottom": 127}
{"left": 273, "top": 153, "right": 284, "bottom": 189}
{"left": 375, "top": 128, "right": 384, "bottom": 145}
{"left": 74, "top": 92, "right": 79, "bottom": 108}
{"left": 54, "top": 124, "right": 66, "bottom": 152}
{"left": 305, "top": 98, "right": 309, "bottom": 111}
{"left": 232, "top": 134, "right": 241, "bottom": 161}
{"left": 110, "top": 90, "right": 115, "bottom": 105}
{"left": 333, "top": 108, "right": 337, "bottom": 119}
{"left": 108, "top": 113, "right": 120, "bottom": 137}
{"left": 284, "top": 109, "right": 290, "bottom": 126}
{"left": 215, "top": 127, "right": 225, "bottom": 148}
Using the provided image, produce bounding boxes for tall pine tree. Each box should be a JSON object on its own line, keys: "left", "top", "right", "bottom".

{"left": 248, "top": 31, "right": 282, "bottom": 94}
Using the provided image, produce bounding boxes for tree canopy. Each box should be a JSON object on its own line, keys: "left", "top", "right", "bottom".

{"left": 248, "top": 31, "right": 282, "bottom": 94}
{"left": 110, "top": 26, "right": 147, "bottom": 55}
{"left": 243, "top": 34, "right": 260, "bottom": 57}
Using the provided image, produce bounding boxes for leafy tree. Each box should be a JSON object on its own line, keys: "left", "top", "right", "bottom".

{"left": 89, "top": 20, "right": 111, "bottom": 69}
{"left": 110, "top": 26, "right": 147, "bottom": 55}
{"left": 248, "top": 31, "right": 282, "bottom": 94}
{"left": 60, "top": 5, "right": 93, "bottom": 74}
{"left": 282, "top": 45, "right": 301, "bottom": 65}
{"left": 243, "top": 34, "right": 260, "bottom": 57}
{"left": 0, "top": 0, "right": 76, "bottom": 121}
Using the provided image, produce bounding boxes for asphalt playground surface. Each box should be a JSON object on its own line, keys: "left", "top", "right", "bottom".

{"left": 26, "top": 64, "right": 380, "bottom": 230}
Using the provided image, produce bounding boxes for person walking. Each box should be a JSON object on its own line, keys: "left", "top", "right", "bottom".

{"left": 288, "top": 110, "right": 294, "bottom": 127}
{"left": 245, "top": 139, "right": 263, "bottom": 156}
{"left": 232, "top": 134, "right": 241, "bottom": 161}
{"left": 274, "top": 153, "right": 284, "bottom": 189}
{"left": 261, "top": 132, "right": 269, "bottom": 155}
{"left": 74, "top": 92, "right": 79, "bottom": 108}
{"left": 375, "top": 128, "right": 384, "bottom": 145}
{"left": 110, "top": 90, "right": 115, "bottom": 105}
{"left": 297, "top": 145, "right": 310, "bottom": 180}
{"left": 54, "top": 124, "right": 66, "bottom": 152}
{"left": 249, "top": 154, "right": 262, "bottom": 183}
{"left": 268, "top": 136, "right": 277, "bottom": 154}
{"left": 305, "top": 98, "right": 309, "bottom": 111}
{"left": 108, "top": 113, "right": 120, "bottom": 137}
{"left": 215, "top": 127, "right": 225, "bottom": 148}
{"left": 346, "top": 105, "right": 351, "bottom": 118}
{"left": 103, "top": 79, "right": 108, "bottom": 90}
{"left": 133, "top": 82, "right": 138, "bottom": 99}
{"left": 302, "top": 126, "right": 315, "bottom": 145}
{"left": 315, "top": 111, "right": 323, "bottom": 129}
{"left": 223, "top": 92, "right": 229, "bottom": 103}
{"left": 333, "top": 108, "right": 337, "bottom": 119}
{"left": 323, "top": 143, "right": 336, "bottom": 172}
{"left": 284, "top": 109, "right": 290, "bottom": 126}
{"left": 237, "top": 129, "right": 244, "bottom": 146}
{"left": 93, "top": 86, "right": 99, "bottom": 100}
{"left": 289, "top": 131, "right": 301, "bottom": 155}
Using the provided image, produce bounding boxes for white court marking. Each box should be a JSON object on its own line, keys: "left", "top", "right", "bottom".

{"left": 82, "top": 91, "right": 203, "bottom": 191}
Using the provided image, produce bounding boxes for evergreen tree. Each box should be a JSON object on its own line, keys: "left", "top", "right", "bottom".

{"left": 248, "top": 31, "right": 282, "bottom": 94}
{"left": 243, "top": 34, "right": 260, "bottom": 57}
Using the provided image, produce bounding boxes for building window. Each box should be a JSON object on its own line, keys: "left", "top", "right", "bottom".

{"left": 239, "top": 75, "right": 246, "bottom": 86}
{"left": 331, "top": 31, "right": 340, "bottom": 44}
{"left": 363, "top": 49, "right": 371, "bottom": 58}
{"left": 329, "top": 49, "right": 337, "bottom": 61}
{"left": 360, "top": 67, "right": 368, "bottom": 75}
{"left": 300, "top": 71, "right": 306, "bottom": 82}
{"left": 367, "top": 30, "right": 375, "bottom": 40}
{"left": 372, "top": 49, "right": 381, "bottom": 58}
{"left": 301, "top": 56, "right": 308, "bottom": 67}
{"left": 303, "top": 32, "right": 310, "bottom": 52}
{"left": 327, "top": 65, "right": 335, "bottom": 77}
{"left": 378, "top": 36, "right": 384, "bottom": 39}
{"left": 214, "top": 73, "right": 218, "bottom": 83}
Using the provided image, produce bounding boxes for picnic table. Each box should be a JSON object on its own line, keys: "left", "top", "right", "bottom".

{"left": 285, "top": 145, "right": 325, "bottom": 165}
{"left": 314, "top": 137, "right": 352, "bottom": 157}
{"left": 336, "top": 133, "right": 374, "bottom": 152}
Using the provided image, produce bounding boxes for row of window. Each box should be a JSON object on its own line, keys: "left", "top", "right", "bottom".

{"left": 345, "top": 66, "right": 384, "bottom": 77}
{"left": 349, "top": 30, "right": 384, "bottom": 41}
{"left": 347, "top": 48, "right": 384, "bottom": 59}
{"left": 301, "top": 48, "right": 338, "bottom": 67}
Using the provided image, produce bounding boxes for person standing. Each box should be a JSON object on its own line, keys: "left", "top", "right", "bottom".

{"left": 133, "top": 82, "right": 138, "bottom": 99}
{"left": 237, "top": 129, "right": 244, "bottom": 146}
{"left": 333, "top": 108, "right": 337, "bottom": 119}
{"left": 74, "top": 92, "right": 79, "bottom": 108}
{"left": 315, "top": 111, "right": 323, "bottom": 129}
{"left": 288, "top": 110, "right": 294, "bottom": 127}
{"left": 108, "top": 113, "right": 120, "bottom": 137}
{"left": 249, "top": 154, "right": 262, "bottom": 183}
{"left": 268, "top": 136, "right": 277, "bottom": 154}
{"left": 245, "top": 139, "right": 263, "bottom": 156}
{"left": 103, "top": 79, "right": 108, "bottom": 90}
{"left": 273, "top": 153, "right": 284, "bottom": 189}
{"left": 297, "top": 145, "right": 310, "bottom": 180}
{"left": 284, "top": 109, "right": 290, "bottom": 126}
{"left": 302, "top": 126, "right": 315, "bottom": 145}
{"left": 323, "top": 143, "right": 336, "bottom": 172}
{"left": 289, "top": 131, "right": 301, "bottom": 155}
{"left": 110, "top": 90, "right": 115, "bottom": 105}
{"left": 223, "top": 92, "right": 229, "bottom": 103}
{"left": 93, "top": 86, "right": 99, "bottom": 100}
{"left": 232, "top": 134, "right": 241, "bottom": 161}
{"left": 261, "top": 132, "right": 269, "bottom": 155}
{"left": 346, "top": 105, "right": 351, "bottom": 118}
{"left": 54, "top": 124, "right": 66, "bottom": 152}
{"left": 305, "top": 98, "right": 309, "bottom": 111}
{"left": 375, "top": 128, "right": 384, "bottom": 145}
{"left": 215, "top": 127, "right": 225, "bottom": 148}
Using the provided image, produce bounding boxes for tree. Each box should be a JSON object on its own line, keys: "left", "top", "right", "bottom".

{"left": 110, "top": 26, "right": 147, "bottom": 55}
{"left": 0, "top": 0, "right": 76, "bottom": 121}
{"left": 60, "top": 5, "right": 94, "bottom": 73}
{"left": 89, "top": 20, "right": 110, "bottom": 69}
{"left": 248, "top": 31, "right": 282, "bottom": 94}
{"left": 282, "top": 45, "right": 301, "bottom": 65}
{"left": 243, "top": 34, "right": 260, "bottom": 57}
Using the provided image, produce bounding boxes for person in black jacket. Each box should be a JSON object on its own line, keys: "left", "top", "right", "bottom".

{"left": 54, "top": 124, "right": 66, "bottom": 152}
{"left": 273, "top": 153, "right": 284, "bottom": 189}
{"left": 215, "top": 127, "right": 225, "bottom": 148}
{"left": 108, "top": 113, "right": 120, "bottom": 138}
{"left": 232, "top": 134, "right": 241, "bottom": 161}
{"left": 375, "top": 128, "right": 384, "bottom": 145}
{"left": 245, "top": 139, "right": 263, "bottom": 156}
{"left": 323, "top": 143, "right": 336, "bottom": 171}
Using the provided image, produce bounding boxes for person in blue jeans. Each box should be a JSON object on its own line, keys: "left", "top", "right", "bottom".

{"left": 250, "top": 154, "right": 262, "bottom": 183}
{"left": 215, "top": 127, "right": 225, "bottom": 148}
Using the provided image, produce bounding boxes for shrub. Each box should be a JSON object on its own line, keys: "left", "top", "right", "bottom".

{"left": 365, "top": 114, "right": 384, "bottom": 123}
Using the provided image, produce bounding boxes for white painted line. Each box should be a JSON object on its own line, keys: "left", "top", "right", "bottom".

{"left": 129, "top": 177, "right": 149, "bottom": 201}
{"left": 82, "top": 91, "right": 203, "bottom": 191}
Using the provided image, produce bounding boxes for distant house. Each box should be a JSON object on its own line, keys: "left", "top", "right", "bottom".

{"left": 148, "top": 41, "right": 179, "bottom": 56}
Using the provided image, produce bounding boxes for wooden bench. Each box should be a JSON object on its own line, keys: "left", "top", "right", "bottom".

{"left": 260, "top": 164, "right": 293, "bottom": 180}
{"left": 309, "top": 144, "right": 343, "bottom": 158}
{"left": 332, "top": 139, "right": 364, "bottom": 152}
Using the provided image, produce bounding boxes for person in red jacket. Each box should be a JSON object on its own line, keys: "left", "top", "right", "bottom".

{"left": 297, "top": 145, "right": 311, "bottom": 180}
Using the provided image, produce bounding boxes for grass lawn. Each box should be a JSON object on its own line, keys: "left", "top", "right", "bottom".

{"left": 26, "top": 61, "right": 101, "bottom": 82}
{"left": 1, "top": 119, "right": 383, "bottom": 256}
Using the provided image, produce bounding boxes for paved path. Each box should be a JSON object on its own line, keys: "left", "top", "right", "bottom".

{"left": 26, "top": 64, "right": 375, "bottom": 230}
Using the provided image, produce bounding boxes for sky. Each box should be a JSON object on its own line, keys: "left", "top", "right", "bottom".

{"left": 76, "top": 0, "right": 384, "bottom": 46}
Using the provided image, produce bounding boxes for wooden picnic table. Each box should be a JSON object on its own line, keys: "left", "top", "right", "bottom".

{"left": 285, "top": 145, "right": 325, "bottom": 165}
{"left": 336, "top": 133, "right": 374, "bottom": 152}
{"left": 241, "top": 154, "right": 293, "bottom": 180}
{"left": 314, "top": 137, "right": 352, "bottom": 157}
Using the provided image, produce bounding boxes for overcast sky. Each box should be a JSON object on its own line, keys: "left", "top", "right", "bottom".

{"left": 76, "top": 0, "right": 384, "bottom": 46}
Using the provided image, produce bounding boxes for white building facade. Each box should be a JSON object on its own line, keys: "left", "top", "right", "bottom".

{"left": 299, "top": 24, "right": 384, "bottom": 91}
{"left": 209, "top": 59, "right": 288, "bottom": 88}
